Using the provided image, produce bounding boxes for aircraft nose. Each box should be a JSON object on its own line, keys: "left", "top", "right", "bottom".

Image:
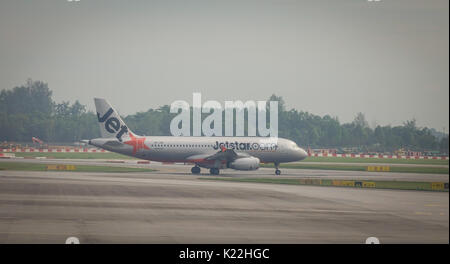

{"left": 297, "top": 148, "right": 308, "bottom": 160}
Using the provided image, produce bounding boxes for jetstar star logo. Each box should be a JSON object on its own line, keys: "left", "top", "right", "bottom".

{"left": 124, "top": 132, "right": 150, "bottom": 154}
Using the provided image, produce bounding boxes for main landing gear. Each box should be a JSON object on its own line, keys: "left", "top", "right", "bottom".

{"left": 191, "top": 166, "right": 220, "bottom": 175}
{"left": 191, "top": 166, "right": 201, "bottom": 174}
{"left": 209, "top": 168, "right": 220, "bottom": 175}
{"left": 274, "top": 162, "right": 281, "bottom": 175}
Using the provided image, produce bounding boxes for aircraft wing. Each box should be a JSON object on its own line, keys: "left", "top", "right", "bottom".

{"left": 186, "top": 148, "right": 250, "bottom": 163}
{"left": 204, "top": 148, "right": 238, "bottom": 161}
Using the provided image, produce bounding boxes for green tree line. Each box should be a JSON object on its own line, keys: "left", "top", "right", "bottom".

{"left": 0, "top": 80, "right": 448, "bottom": 153}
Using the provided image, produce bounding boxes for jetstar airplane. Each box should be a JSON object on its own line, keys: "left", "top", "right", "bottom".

{"left": 87, "top": 98, "right": 308, "bottom": 175}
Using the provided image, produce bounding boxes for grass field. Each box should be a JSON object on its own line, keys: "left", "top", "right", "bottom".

{"left": 6, "top": 152, "right": 136, "bottom": 160}
{"left": 260, "top": 163, "right": 449, "bottom": 174}
{"left": 201, "top": 177, "right": 449, "bottom": 192}
{"left": 6, "top": 152, "right": 449, "bottom": 165}
{"left": 304, "top": 156, "right": 449, "bottom": 165}
{"left": 0, "top": 161, "right": 156, "bottom": 173}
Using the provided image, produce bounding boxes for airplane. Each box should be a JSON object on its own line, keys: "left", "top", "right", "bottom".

{"left": 87, "top": 98, "right": 308, "bottom": 175}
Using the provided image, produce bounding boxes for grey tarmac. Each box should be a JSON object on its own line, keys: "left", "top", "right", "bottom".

{"left": 0, "top": 164, "right": 448, "bottom": 243}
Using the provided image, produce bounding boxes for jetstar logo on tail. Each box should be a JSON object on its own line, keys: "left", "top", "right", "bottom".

{"left": 124, "top": 132, "right": 150, "bottom": 154}
{"left": 97, "top": 108, "right": 129, "bottom": 142}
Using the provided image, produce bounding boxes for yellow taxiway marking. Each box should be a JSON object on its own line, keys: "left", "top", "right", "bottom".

{"left": 414, "top": 211, "right": 432, "bottom": 216}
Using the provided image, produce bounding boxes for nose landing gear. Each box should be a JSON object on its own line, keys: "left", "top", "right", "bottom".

{"left": 274, "top": 162, "right": 281, "bottom": 175}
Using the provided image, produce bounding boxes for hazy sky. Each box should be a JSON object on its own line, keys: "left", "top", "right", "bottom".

{"left": 0, "top": 0, "right": 448, "bottom": 130}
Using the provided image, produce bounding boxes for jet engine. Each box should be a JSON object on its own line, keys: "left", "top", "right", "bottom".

{"left": 228, "top": 157, "right": 260, "bottom": 170}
